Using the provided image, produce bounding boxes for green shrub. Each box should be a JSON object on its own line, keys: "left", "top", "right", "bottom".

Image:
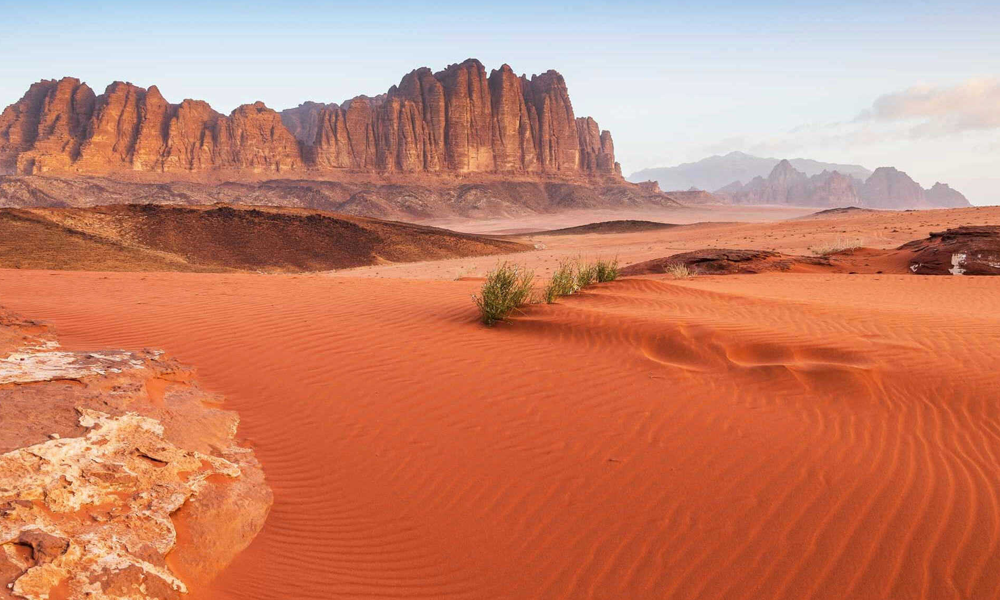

{"left": 473, "top": 262, "right": 535, "bottom": 325}
{"left": 543, "top": 261, "right": 578, "bottom": 303}
{"left": 575, "top": 261, "right": 597, "bottom": 288}
{"left": 595, "top": 257, "right": 619, "bottom": 282}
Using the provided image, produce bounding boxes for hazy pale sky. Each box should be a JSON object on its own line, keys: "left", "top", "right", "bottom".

{"left": 2, "top": 0, "right": 997, "bottom": 203}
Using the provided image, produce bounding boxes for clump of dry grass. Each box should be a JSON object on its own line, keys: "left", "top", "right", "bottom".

{"left": 667, "top": 263, "right": 691, "bottom": 279}
{"left": 473, "top": 262, "right": 535, "bottom": 326}
{"left": 811, "top": 236, "right": 865, "bottom": 256}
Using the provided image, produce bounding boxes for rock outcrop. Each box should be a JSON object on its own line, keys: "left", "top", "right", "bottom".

{"left": 0, "top": 309, "right": 272, "bottom": 599}
{"left": 899, "top": 226, "right": 1000, "bottom": 275}
{"left": 0, "top": 60, "right": 621, "bottom": 180}
{"left": 620, "top": 249, "right": 831, "bottom": 276}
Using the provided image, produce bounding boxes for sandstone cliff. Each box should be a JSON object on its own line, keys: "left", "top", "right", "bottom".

{"left": 0, "top": 60, "right": 621, "bottom": 180}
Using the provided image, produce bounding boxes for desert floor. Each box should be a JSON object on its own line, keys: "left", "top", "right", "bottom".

{"left": 2, "top": 205, "right": 999, "bottom": 600}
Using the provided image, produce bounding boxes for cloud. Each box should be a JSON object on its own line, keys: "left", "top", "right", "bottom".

{"left": 689, "top": 77, "right": 999, "bottom": 204}
{"left": 711, "top": 77, "right": 1000, "bottom": 158}
{"left": 856, "top": 77, "right": 1000, "bottom": 137}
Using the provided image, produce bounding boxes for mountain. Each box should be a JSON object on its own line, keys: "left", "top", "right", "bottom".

{"left": 716, "top": 161, "right": 970, "bottom": 209}
{"left": 628, "top": 151, "right": 872, "bottom": 192}
{"left": 925, "top": 182, "right": 972, "bottom": 209}
{"left": 859, "top": 167, "right": 926, "bottom": 209}
{"left": 0, "top": 59, "right": 619, "bottom": 180}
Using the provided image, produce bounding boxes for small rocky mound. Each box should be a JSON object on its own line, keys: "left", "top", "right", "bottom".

{"left": 534, "top": 220, "right": 678, "bottom": 236}
{"left": 800, "top": 206, "right": 878, "bottom": 219}
{"left": 621, "top": 249, "right": 831, "bottom": 276}
{"left": 0, "top": 309, "right": 272, "bottom": 599}
{"left": 899, "top": 226, "right": 1000, "bottom": 275}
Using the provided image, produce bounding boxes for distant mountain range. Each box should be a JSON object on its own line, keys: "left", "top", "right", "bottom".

{"left": 629, "top": 151, "right": 872, "bottom": 193}
{"left": 629, "top": 152, "right": 970, "bottom": 209}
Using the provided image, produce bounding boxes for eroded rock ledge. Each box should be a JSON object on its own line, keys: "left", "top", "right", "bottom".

{"left": 0, "top": 310, "right": 272, "bottom": 600}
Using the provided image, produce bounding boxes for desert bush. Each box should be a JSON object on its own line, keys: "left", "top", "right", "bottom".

{"left": 543, "top": 261, "right": 579, "bottom": 303}
{"left": 473, "top": 262, "right": 535, "bottom": 326}
{"left": 667, "top": 263, "right": 691, "bottom": 278}
{"left": 595, "top": 257, "right": 619, "bottom": 282}
{"left": 575, "top": 261, "right": 598, "bottom": 288}
{"left": 811, "top": 236, "right": 865, "bottom": 256}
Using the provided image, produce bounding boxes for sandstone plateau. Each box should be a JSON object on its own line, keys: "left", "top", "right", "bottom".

{"left": 0, "top": 60, "right": 687, "bottom": 220}
{"left": 0, "top": 60, "right": 618, "bottom": 179}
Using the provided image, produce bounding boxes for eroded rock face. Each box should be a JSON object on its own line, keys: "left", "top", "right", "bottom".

{"left": 1, "top": 410, "right": 240, "bottom": 600}
{"left": 899, "top": 226, "right": 1000, "bottom": 275}
{"left": 0, "top": 310, "right": 272, "bottom": 600}
{"left": 280, "top": 101, "right": 337, "bottom": 147}
{"left": 0, "top": 78, "right": 96, "bottom": 175}
{"left": 0, "top": 60, "right": 620, "bottom": 180}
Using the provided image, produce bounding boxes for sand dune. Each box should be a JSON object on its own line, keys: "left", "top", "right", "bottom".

{"left": 2, "top": 262, "right": 999, "bottom": 599}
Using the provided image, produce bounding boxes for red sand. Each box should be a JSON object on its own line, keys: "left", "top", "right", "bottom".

{"left": 2, "top": 265, "right": 1000, "bottom": 600}
{"left": 2, "top": 206, "right": 1000, "bottom": 599}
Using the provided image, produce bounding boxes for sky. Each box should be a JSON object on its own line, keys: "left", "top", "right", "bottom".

{"left": 2, "top": 0, "right": 998, "bottom": 203}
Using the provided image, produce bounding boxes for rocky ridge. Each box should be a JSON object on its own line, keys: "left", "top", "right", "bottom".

{"left": 0, "top": 175, "right": 680, "bottom": 221}
{"left": 900, "top": 226, "right": 1000, "bottom": 275}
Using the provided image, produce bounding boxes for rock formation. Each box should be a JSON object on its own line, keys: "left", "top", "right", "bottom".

{"left": 0, "top": 175, "right": 681, "bottom": 221}
{"left": 925, "top": 182, "right": 971, "bottom": 209}
{"left": 900, "top": 226, "right": 1000, "bottom": 275}
{"left": 858, "top": 166, "right": 927, "bottom": 208}
{"left": 0, "top": 78, "right": 96, "bottom": 174}
{"left": 620, "top": 249, "right": 832, "bottom": 276}
{"left": 715, "top": 161, "right": 969, "bottom": 209}
{"left": 628, "top": 151, "right": 872, "bottom": 193}
{"left": 0, "top": 60, "right": 621, "bottom": 180}
{"left": 807, "top": 170, "right": 861, "bottom": 207}
{"left": 0, "top": 309, "right": 272, "bottom": 599}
